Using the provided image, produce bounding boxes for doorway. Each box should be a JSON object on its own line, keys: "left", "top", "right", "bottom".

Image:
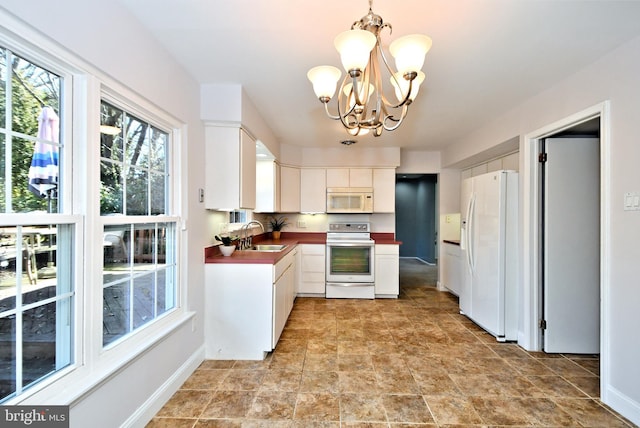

{"left": 539, "top": 120, "right": 600, "bottom": 354}
{"left": 395, "top": 174, "right": 438, "bottom": 264}
{"left": 521, "top": 101, "right": 610, "bottom": 365}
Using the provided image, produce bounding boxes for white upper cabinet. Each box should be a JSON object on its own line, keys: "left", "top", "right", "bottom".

{"left": 279, "top": 165, "right": 300, "bottom": 213}
{"left": 300, "top": 168, "right": 326, "bottom": 213}
{"left": 255, "top": 160, "right": 280, "bottom": 212}
{"left": 205, "top": 126, "right": 256, "bottom": 210}
{"left": 373, "top": 168, "right": 396, "bottom": 213}
{"left": 326, "top": 168, "right": 373, "bottom": 188}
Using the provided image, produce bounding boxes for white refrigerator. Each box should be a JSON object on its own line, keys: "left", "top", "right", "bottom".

{"left": 460, "top": 170, "right": 518, "bottom": 341}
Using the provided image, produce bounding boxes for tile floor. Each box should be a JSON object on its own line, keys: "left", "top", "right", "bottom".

{"left": 148, "top": 263, "right": 635, "bottom": 427}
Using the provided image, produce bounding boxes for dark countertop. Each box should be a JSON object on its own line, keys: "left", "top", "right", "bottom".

{"left": 443, "top": 239, "right": 460, "bottom": 246}
{"left": 204, "top": 231, "right": 401, "bottom": 264}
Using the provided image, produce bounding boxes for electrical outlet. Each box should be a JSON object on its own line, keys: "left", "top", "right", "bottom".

{"left": 297, "top": 220, "right": 307, "bottom": 228}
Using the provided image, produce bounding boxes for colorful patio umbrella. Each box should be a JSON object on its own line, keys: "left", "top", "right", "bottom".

{"left": 28, "top": 106, "right": 59, "bottom": 199}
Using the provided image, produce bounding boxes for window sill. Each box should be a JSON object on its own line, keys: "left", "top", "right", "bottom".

{"left": 13, "top": 311, "right": 196, "bottom": 406}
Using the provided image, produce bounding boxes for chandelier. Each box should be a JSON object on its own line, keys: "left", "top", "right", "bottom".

{"left": 307, "top": 0, "right": 432, "bottom": 137}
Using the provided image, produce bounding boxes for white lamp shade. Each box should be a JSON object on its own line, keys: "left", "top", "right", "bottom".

{"left": 334, "top": 29, "right": 376, "bottom": 72}
{"left": 391, "top": 71, "right": 425, "bottom": 102}
{"left": 307, "top": 66, "right": 342, "bottom": 99}
{"left": 389, "top": 34, "right": 432, "bottom": 75}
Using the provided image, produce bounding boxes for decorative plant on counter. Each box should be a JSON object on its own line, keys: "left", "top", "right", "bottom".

{"left": 215, "top": 234, "right": 239, "bottom": 246}
{"left": 268, "top": 216, "right": 289, "bottom": 231}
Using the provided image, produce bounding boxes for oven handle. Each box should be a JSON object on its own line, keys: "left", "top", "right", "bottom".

{"left": 326, "top": 282, "right": 374, "bottom": 287}
{"left": 326, "top": 242, "right": 375, "bottom": 246}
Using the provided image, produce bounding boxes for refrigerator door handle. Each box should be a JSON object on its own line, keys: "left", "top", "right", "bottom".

{"left": 467, "top": 193, "right": 476, "bottom": 273}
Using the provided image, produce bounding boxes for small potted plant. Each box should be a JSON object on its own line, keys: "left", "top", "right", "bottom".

{"left": 215, "top": 234, "right": 239, "bottom": 256}
{"left": 268, "top": 216, "right": 289, "bottom": 240}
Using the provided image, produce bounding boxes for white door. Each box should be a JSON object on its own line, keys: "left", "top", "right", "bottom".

{"left": 543, "top": 137, "right": 600, "bottom": 353}
{"left": 459, "top": 177, "right": 474, "bottom": 316}
{"left": 470, "top": 172, "right": 504, "bottom": 337}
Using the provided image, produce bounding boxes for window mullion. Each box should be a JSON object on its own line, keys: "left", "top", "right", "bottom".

{"left": 5, "top": 49, "right": 13, "bottom": 213}
{"left": 15, "top": 227, "right": 24, "bottom": 396}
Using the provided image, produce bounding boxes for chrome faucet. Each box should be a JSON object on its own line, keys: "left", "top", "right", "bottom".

{"left": 240, "top": 220, "right": 264, "bottom": 250}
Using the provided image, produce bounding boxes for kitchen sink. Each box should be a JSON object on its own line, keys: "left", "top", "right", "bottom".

{"left": 244, "top": 244, "right": 288, "bottom": 252}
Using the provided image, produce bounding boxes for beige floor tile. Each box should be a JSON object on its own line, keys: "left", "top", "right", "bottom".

{"left": 339, "top": 393, "right": 387, "bottom": 423}
{"left": 218, "top": 369, "right": 266, "bottom": 391}
{"left": 413, "top": 372, "right": 463, "bottom": 397}
{"left": 292, "top": 392, "right": 340, "bottom": 422}
{"left": 247, "top": 391, "right": 297, "bottom": 420}
{"left": 526, "top": 374, "right": 590, "bottom": 397}
{"left": 156, "top": 390, "right": 212, "bottom": 418}
{"left": 424, "top": 395, "right": 482, "bottom": 425}
{"left": 193, "top": 419, "right": 241, "bottom": 427}
{"left": 303, "top": 353, "right": 338, "bottom": 371}
{"left": 199, "top": 391, "right": 256, "bottom": 419}
{"left": 299, "top": 370, "right": 340, "bottom": 393}
{"left": 375, "top": 370, "right": 421, "bottom": 394}
{"left": 181, "top": 369, "right": 229, "bottom": 390}
{"left": 338, "top": 370, "right": 379, "bottom": 393}
{"left": 146, "top": 417, "right": 197, "bottom": 428}
{"left": 260, "top": 369, "right": 302, "bottom": 392}
{"left": 148, "top": 261, "right": 633, "bottom": 427}
{"left": 382, "top": 394, "right": 434, "bottom": 424}
{"left": 554, "top": 398, "right": 633, "bottom": 427}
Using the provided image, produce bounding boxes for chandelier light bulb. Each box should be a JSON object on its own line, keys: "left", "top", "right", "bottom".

{"left": 389, "top": 34, "right": 432, "bottom": 76}
{"left": 307, "top": 66, "right": 342, "bottom": 101}
{"left": 334, "top": 29, "right": 376, "bottom": 73}
{"left": 391, "top": 71, "right": 425, "bottom": 103}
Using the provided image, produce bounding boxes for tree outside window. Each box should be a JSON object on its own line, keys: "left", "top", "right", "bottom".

{"left": 100, "top": 100, "right": 176, "bottom": 347}
{"left": 0, "top": 46, "right": 74, "bottom": 403}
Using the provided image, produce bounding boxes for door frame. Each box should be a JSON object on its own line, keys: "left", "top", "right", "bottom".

{"left": 520, "top": 101, "right": 610, "bottom": 398}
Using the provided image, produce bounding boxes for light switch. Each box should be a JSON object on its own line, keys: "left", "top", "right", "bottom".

{"left": 624, "top": 191, "right": 640, "bottom": 211}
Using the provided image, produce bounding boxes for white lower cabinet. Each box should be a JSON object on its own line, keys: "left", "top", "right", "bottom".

{"left": 375, "top": 244, "right": 399, "bottom": 297}
{"left": 205, "top": 249, "right": 296, "bottom": 360}
{"left": 273, "top": 248, "right": 296, "bottom": 347}
{"left": 298, "top": 244, "right": 326, "bottom": 295}
{"left": 441, "top": 242, "right": 461, "bottom": 296}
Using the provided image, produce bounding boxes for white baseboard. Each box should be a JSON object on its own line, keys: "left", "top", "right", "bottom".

{"left": 604, "top": 384, "right": 640, "bottom": 427}
{"left": 121, "top": 345, "right": 205, "bottom": 428}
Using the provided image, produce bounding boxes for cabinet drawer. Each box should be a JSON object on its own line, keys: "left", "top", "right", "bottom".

{"left": 274, "top": 254, "right": 294, "bottom": 283}
{"left": 375, "top": 244, "right": 399, "bottom": 255}
{"left": 301, "top": 245, "right": 325, "bottom": 255}
{"left": 302, "top": 272, "right": 325, "bottom": 283}
{"left": 302, "top": 256, "right": 325, "bottom": 272}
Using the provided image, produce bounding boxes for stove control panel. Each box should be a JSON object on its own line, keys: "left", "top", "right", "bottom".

{"left": 328, "top": 222, "right": 370, "bottom": 232}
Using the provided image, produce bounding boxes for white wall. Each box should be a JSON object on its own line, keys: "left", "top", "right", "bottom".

{"left": 442, "top": 35, "right": 640, "bottom": 425}
{"left": 0, "top": 1, "right": 209, "bottom": 426}
{"left": 200, "top": 84, "right": 280, "bottom": 158}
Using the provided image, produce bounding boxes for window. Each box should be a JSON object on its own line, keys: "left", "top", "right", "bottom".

{"left": 100, "top": 100, "right": 177, "bottom": 347}
{"left": 0, "top": 46, "right": 75, "bottom": 402}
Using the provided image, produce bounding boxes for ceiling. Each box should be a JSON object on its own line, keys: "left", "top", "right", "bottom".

{"left": 117, "top": 0, "right": 640, "bottom": 151}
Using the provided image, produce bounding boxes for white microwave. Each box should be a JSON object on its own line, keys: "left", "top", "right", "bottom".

{"left": 326, "top": 187, "right": 374, "bottom": 213}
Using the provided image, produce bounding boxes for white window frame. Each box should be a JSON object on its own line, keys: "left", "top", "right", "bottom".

{"left": 98, "top": 95, "right": 180, "bottom": 347}
{"left": 0, "top": 31, "right": 81, "bottom": 404}
{"left": 0, "top": 11, "right": 191, "bottom": 406}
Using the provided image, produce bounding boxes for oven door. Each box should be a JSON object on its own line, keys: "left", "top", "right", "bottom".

{"left": 325, "top": 241, "right": 375, "bottom": 283}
